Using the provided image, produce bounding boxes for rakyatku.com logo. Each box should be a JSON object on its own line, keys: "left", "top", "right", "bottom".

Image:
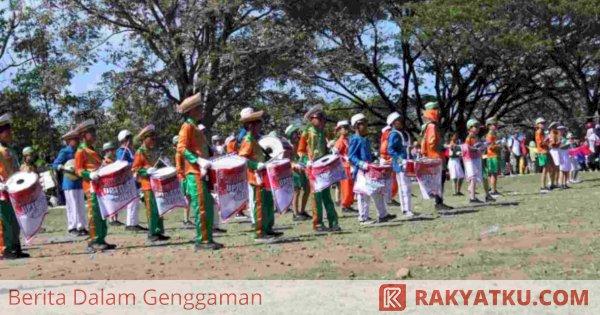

{"left": 379, "top": 284, "right": 407, "bottom": 311}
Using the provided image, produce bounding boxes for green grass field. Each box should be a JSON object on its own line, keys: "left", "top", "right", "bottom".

{"left": 2, "top": 172, "right": 600, "bottom": 280}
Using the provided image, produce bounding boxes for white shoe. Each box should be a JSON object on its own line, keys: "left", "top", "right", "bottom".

{"left": 359, "top": 219, "right": 375, "bottom": 225}
{"left": 403, "top": 211, "right": 415, "bottom": 218}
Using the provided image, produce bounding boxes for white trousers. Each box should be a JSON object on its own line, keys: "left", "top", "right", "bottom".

{"left": 126, "top": 199, "right": 140, "bottom": 226}
{"left": 396, "top": 172, "right": 413, "bottom": 213}
{"left": 64, "top": 189, "right": 87, "bottom": 230}
{"left": 357, "top": 193, "right": 388, "bottom": 221}
{"left": 247, "top": 184, "right": 255, "bottom": 223}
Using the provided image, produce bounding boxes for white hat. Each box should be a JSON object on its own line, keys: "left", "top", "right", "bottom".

{"left": 22, "top": 146, "right": 35, "bottom": 156}
{"left": 335, "top": 120, "right": 349, "bottom": 130}
{"left": 386, "top": 112, "right": 401, "bottom": 126}
{"left": 198, "top": 124, "right": 206, "bottom": 131}
{"left": 211, "top": 135, "right": 222, "bottom": 142}
{"left": 118, "top": 130, "right": 132, "bottom": 142}
{"left": 240, "top": 107, "right": 264, "bottom": 123}
{"left": 0, "top": 113, "right": 12, "bottom": 127}
{"left": 351, "top": 113, "right": 367, "bottom": 127}
{"left": 241, "top": 107, "right": 254, "bottom": 117}
{"left": 557, "top": 125, "right": 567, "bottom": 130}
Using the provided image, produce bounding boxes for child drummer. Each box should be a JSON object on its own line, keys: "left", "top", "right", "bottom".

{"left": 176, "top": 93, "right": 223, "bottom": 250}
{"left": 285, "top": 124, "right": 312, "bottom": 221}
{"left": 132, "top": 125, "right": 170, "bottom": 242}
{"left": 535, "top": 118, "right": 551, "bottom": 192}
{"left": 298, "top": 105, "right": 341, "bottom": 232}
{"left": 102, "top": 141, "right": 123, "bottom": 226}
{"left": 464, "top": 119, "right": 486, "bottom": 204}
{"left": 238, "top": 108, "right": 283, "bottom": 242}
{"left": 0, "top": 113, "right": 29, "bottom": 259}
{"left": 333, "top": 120, "right": 357, "bottom": 214}
{"left": 349, "top": 113, "right": 397, "bottom": 224}
{"left": 74, "top": 119, "right": 117, "bottom": 252}
{"left": 386, "top": 112, "right": 414, "bottom": 217}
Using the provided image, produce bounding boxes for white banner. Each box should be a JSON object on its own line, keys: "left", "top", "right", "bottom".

{"left": 93, "top": 172, "right": 139, "bottom": 219}
{"left": 150, "top": 175, "right": 187, "bottom": 216}
{"left": 7, "top": 182, "right": 48, "bottom": 242}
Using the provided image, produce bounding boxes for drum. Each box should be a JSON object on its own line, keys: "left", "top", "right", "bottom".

{"left": 93, "top": 160, "right": 139, "bottom": 218}
{"left": 150, "top": 167, "right": 187, "bottom": 216}
{"left": 6, "top": 172, "right": 49, "bottom": 241}
{"left": 208, "top": 155, "right": 249, "bottom": 221}
{"left": 266, "top": 159, "right": 294, "bottom": 212}
{"left": 39, "top": 170, "right": 56, "bottom": 191}
{"left": 414, "top": 158, "right": 443, "bottom": 200}
{"left": 309, "top": 154, "right": 347, "bottom": 193}
{"left": 404, "top": 160, "right": 416, "bottom": 177}
{"left": 353, "top": 163, "right": 392, "bottom": 196}
{"left": 63, "top": 159, "right": 79, "bottom": 181}
{"left": 259, "top": 136, "right": 294, "bottom": 160}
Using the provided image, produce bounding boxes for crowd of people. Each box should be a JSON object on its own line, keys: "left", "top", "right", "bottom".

{"left": 0, "top": 95, "right": 597, "bottom": 259}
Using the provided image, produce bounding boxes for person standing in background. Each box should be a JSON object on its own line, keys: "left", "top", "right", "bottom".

{"left": 116, "top": 130, "right": 146, "bottom": 232}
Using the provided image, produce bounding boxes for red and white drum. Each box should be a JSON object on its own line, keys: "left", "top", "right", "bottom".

{"left": 151, "top": 167, "right": 187, "bottom": 216}
{"left": 308, "top": 154, "right": 347, "bottom": 193}
{"left": 209, "top": 155, "right": 249, "bottom": 221}
{"left": 414, "top": 158, "right": 443, "bottom": 200}
{"left": 353, "top": 163, "right": 393, "bottom": 196}
{"left": 266, "top": 159, "right": 294, "bottom": 213}
{"left": 6, "top": 172, "right": 48, "bottom": 241}
{"left": 259, "top": 136, "right": 294, "bottom": 160}
{"left": 92, "top": 160, "right": 140, "bottom": 219}
{"left": 404, "top": 160, "right": 416, "bottom": 177}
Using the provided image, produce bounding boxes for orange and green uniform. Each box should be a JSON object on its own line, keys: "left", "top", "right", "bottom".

{"left": 0, "top": 143, "right": 22, "bottom": 255}
{"left": 334, "top": 134, "right": 354, "bottom": 208}
{"left": 421, "top": 121, "right": 446, "bottom": 201}
{"left": 133, "top": 145, "right": 165, "bottom": 236}
{"left": 486, "top": 131, "right": 501, "bottom": 175}
{"left": 380, "top": 128, "right": 398, "bottom": 201}
{"left": 298, "top": 125, "right": 339, "bottom": 229}
{"left": 177, "top": 118, "right": 214, "bottom": 244}
{"left": 535, "top": 129, "right": 550, "bottom": 167}
{"left": 74, "top": 142, "right": 106, "bottom": 245}
{"left": 238, "top": 133, "right": 275, "bottom": 238}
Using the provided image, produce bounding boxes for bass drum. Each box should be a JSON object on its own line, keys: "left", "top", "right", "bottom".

{"left": 259, "top": 135, "right": 293, "bottom": 160}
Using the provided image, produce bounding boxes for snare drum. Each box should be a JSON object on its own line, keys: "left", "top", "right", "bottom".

{"left": 209, "top": 155, "right": 249, "bottom": 221}
{"left": 266, "top": 159, "right": 294, "bottom": 212}
{"left": 150, "top": 167, "right": 178, "bottom": 191}
{"left": 353, "top": 163, "right": 392, "bottom": 196}
{"left": 404, "top": 160, "right": 416, "bottom": 177}
{"left": 259, "top": 136, "right": 294, "bottom": 160}
{"left": 309, "top": 154, "right": 347, "bottom": 192}
{"left": 151, "top": 167, "right": 187, "bottom": 216}
{"left": 93, "top": 160, "right": 139, "bottom": 218}
{"left": 6, "top": 172, "right": 49, "bottom": 241}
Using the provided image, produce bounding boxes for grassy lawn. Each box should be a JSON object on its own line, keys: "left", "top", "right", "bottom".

{"left": 3, "top": 171, "right": 600, "bottom": 280}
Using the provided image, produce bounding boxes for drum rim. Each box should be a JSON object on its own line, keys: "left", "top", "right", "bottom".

{"left": 98, "top": 160, "right": 129, "bottom": 176}
{"left": 151, "top": 166, "right": 177, "bottom": 179}
{"left": 6, "top": 171, "right": 39, "bottom": 194}
{"left": 313, "top": 154, "right": 337, "bottom": 166}
{"left": 211, "top": 156, "right": 247, "bottom": 169}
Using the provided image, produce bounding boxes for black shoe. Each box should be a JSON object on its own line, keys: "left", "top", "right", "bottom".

{"left": 314, "top": 225, "right": 328, "bottom": 232}
{"left": 377, "top": 214, "right": 397, "bottom": 223}
{"left": 389, "top": 200, "right": 401, "bottom": 206}
{"left": 329, "top": 225, "right": 342, "bottom": 232}
{"left": 158, "top": 234, "right": 170, "bottom": 241}
{"left": 78, "top": 229, "right": 89, "bottom": 236}
{"left": 148, "top": 234, "right": 161, "bottom": 242}
{"left": 182, "top": 220, "right": 195, "bottom": 228}
{"left": 300, "top": 212, "right": 313, "bottom": 219}
{"left": 470, "top": 198, "right": 484, "bottom": 204}
{"left": 3, "top": 251, "right": 30, "bottom": 259}
{"left": 563, "top": 185, "right": 571, "bottom": 189}
{"left": 435, "top": 203, "right": 454, "bottom": 210}
{"left": 540, "top": 187, "right": 551, "bottom": 193}
{"left": 293, "top": 215, "right": 306, "bottom": 222}
{"left": 485, "top": 195, "right": 496, "bottom": 203}
{"left": 456, "top": 192, "right": 464, "bottom": 196}
{"left": 68, "top": 229, "right": 79, "bottom": 237}
{"left": 342, "top": 207, "right": 358, "bottom": 213}
{"left": 195, "top": 241, "right": 224, "bottom": 250}
{"left": 490, "top": 191, "right": 502, "bottom": 196}
{"left": 125, "top": 225, "right": 148, "bottom": 232}
{"left": 213, "top": 227, "right": 227, "bottom": 233}
{"left": 236, "top": 212, "right": 249, "bottom": 219}
{"left": 109, "top": 220, "right": 125, "bottom": 226}
{"left": 267, "top": 230, "right": 284, "bottom": 237}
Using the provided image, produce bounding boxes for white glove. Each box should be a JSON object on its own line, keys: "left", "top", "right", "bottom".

{"left": 306, "top": 160, "right": 313, "bottom": 168}
{"left": 57, "top": 164, "right": 64, "bottom": 171}
{"left": 90, "top": 172, "right": 100, "bottom": 181}
{"left": 331, "top": 147, "right": 339, "bottom": 155}
{"left": 64, "top": 166, "right": 75, "bottom": 173}
{"left": 379, "top": 158, "right": 388, "bottom": 165}
{"left": 359, "top": 161, "right": 369, "bottom": 171}
{"left": 197, "top": 158, "right": 212, "bottom": 169}
{"left": 293, "top": 163, "right": 305, "bottom": 171}
{"left": 147, "top": 167, "right": 157, "bottom": 175}
{"left": 257, "top": 162, "right": 266, "bottom": 171}
{"left": 0, "top": 183, "right": 6, "bottom": 192}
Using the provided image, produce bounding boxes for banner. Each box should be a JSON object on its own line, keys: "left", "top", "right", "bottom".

{"left": 8, "top": 181, "right": 48, "bottom": 242}
{"left": 353, "top": 165, "right": 392, "bottom": 196}
{"left": 266, "top": 160, "right": 294, "bottom": 213}
{"left": 415, "top": 158, "right": 442, "bottom": 200}
{"left": 150, "top": 175, "right": 187, "bottom": 216}
{"left": 212, "top": 163, "right": 248, "bottom": 221}
{"left": 92, "top": 168, "right": 139, "bottom": 219}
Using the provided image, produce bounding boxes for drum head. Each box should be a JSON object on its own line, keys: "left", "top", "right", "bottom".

{"left": 98, "top": 160, "right": 129, "bottom": 176}
{"left": 7, "top": 172, "right": 38, "bottom": 194}
{"left": 212, "top": 156, "right": 247, "bottom": 169}
{"left": 314, "top": 154, "right": 337, "bottom": 167}
{"left": 259, "top": 136, "right": 290, "bottom": 160}
{"left": 268, "top": 158, "right": 290, "bottom": 167}
{"left": 152, "top": 167, "right": 176, "bottom": 179}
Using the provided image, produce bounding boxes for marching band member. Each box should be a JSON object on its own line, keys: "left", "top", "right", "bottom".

{"left": 298, "top": 105, "right": 341, "bottom": 232}
{"left": 447, "top": 133, "right": 465, "bottom": 196}
{"left": 225, "top": 134, "right": 237, "bottom": 154}
{"left": 548, "top": 122, "right": 561, "bottom": 190}
{"left": 485, "top": 117, "right": 501, "bottom": 196}
{"left": 333, "top": 120, "right": 357, "bottom": 214}
{"left": 380, "top": 122, "right": 400, "bottom": 206}
{"left": 285, "top": 124, "right": 312, "bottom": 221}
{"left": 176, "top": 93, "right": 223, "bottom": 250}
{"left": 116, "top": 130, "right": 146, "bottom": 231}
{"left": 464, "top": 119, "right": 485, "bottom": 203}
{"left": 174, "top": 135, "right": 194, "bottom": 228}
{"left": 74, "top": 119, "right": 117, "bottom": 252}
{"left": 557, "top": 125, "right": 571, "bottom": 189}
{"left": 238, "top": 108, "right": 283, "bottom": 241}
{"left": 420, "top": 102, "right": 453, "bottom": 210}
{"left": 20, "top": 147, "right": 37, "bottom": 173}
{"left": 0, "top": 113, "right": 29, "bottom": 259}
{"left": 102, "top": 142, "right": 116, "bottom": 164}
{"left": 387, "top": 112, "right": 414, "bottom": 217}
{"left": 349, "top": 113, "right": 397, "bottom": 224}
{"left": 54, "top": 129, "right": 88, "bottom": 237}
{"left": 132, "top": 125, "right": 170, "bottom": 242}
{"left": 535, "top": 117, "right": 551, "bottom": 192}
{"left": 211, "top": 135, "right": 226, "bottom": 157}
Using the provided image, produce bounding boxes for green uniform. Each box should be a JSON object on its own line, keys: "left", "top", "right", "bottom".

{"left": 133, "top": 145, "right": 165, "bottom": 236}
{"left": 0, "top": 143, "right": 21, "bottom": 256}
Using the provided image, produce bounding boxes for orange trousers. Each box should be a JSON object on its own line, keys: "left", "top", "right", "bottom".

{"left": 340, "top": 164, "right": 354, "bottom": 207}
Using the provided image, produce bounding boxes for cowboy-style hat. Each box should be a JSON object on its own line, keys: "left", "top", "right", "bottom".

{"left": 177, "top": 93, "right": 202, "bottom": 114}
{"left": 0, "top": 113, "right": 12, "bottom": 127}
{"left": 240, "top": 108, "right": 264, "bottom": 123}
{"left": 76, "top": 119, "right": 95, "bottom": 134}
{"left": 61, "top": 129, "right": 79, "bottom": 140}
{"left": 303, "top": 105, "right": 324, "bottom": 122}
{"left": 136, "top": 124, "right": 156, "bottom": 140}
